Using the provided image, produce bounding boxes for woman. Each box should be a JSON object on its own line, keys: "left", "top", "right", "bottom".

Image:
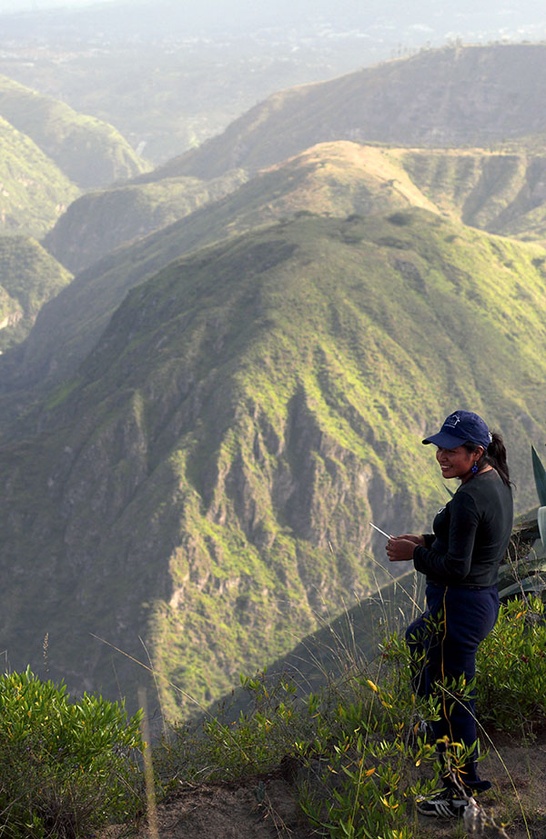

{"left": 385, "top": 409, "right": 513, "bottom": 818}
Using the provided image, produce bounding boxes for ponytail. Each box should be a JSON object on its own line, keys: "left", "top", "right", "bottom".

{"left": 463, "top": 432, "right": 512, "bottom": 487}
{"left": 484, "top": 432, "right": 511, "bottom": 487}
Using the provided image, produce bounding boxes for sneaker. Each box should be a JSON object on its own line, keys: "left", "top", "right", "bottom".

{"left": 416, "top": 788, "right": 468, "bottom": 818}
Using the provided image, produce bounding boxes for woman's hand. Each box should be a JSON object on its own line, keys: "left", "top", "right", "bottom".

{"left": 396, "top": 534, "right": 425, "bottom": 546}
{"left": 386, "top": 535, "right": 422, "bottom": 562}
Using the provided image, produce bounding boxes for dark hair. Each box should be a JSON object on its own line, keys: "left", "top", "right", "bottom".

{"left": 463, "top": 432, "right": 511, "bottom": 487}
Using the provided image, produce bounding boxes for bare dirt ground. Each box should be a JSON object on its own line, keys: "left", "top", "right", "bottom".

{"left": 101, "top": 733, "right": 546, "bottom": 839}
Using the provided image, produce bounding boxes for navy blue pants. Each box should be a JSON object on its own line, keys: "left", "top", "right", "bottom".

{"left": 405, "top": 582, "right": 499, "bottom": 791}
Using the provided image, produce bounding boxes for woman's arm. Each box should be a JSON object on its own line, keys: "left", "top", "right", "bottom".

{"left": 412, "top": 493, "right": 480, "bottom": 581}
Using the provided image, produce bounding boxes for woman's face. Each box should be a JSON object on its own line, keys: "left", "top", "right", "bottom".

{"left": 435, "top": 444, "right": 482, "bottom": 483}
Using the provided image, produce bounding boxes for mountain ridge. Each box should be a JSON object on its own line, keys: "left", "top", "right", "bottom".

{"left": 43, "top": 139, "right": 546, "bottom": 281}
{"left": 43, "top": 169, "right": 249, "bottom": 274}
{"left": 1, "top": 210, "right": 545, "bottom": 717}
{"left": 0, "top": 74, "right": 149, "bottom": 191}
{"left": 165, "top": 44, "right": 546, "bottom": 179}
{"left": 0, "top": 115, "right": 80, "bottom": 239}
{"left": 12, "top": 139, "right": 546, "bottom": 400}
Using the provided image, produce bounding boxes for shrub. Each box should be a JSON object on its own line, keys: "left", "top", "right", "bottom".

{"left": 157, "top": 649, "right": 444, "bottom": 838}
{"left": 294, "top": 633, "right": 449, "bottom": 839}
{"left": 477, "top": 596, "right": 546, "bottom": 734}
{"left": 387, "top": 211, "right": 413, "bottom": 226}
{"left": 157, "top": 593, "right": 546, "bottom": 837}
{"left": 0, "top": 667, "right": 144, "bottom": 838}
{"left": 156, "top": 670, "right": 312, "bottom": 786}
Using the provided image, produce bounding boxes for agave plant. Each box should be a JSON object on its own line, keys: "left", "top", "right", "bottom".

{"left": 497, "top": 446, "right": 546, "bottom": 601}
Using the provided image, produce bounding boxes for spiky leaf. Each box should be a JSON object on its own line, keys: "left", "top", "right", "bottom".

{"left": 532, "top": 446, "right": 546, "bottom": 506}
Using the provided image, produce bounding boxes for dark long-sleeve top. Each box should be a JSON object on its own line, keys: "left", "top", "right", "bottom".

{"left": 412, "top": 470, "right": 513, "bottom": 587}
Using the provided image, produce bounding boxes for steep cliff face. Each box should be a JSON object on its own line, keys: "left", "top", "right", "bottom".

{"left": 1, "top": 210, "right": 545, "bottom": 718}
{"left": 0, "top": 236, "right": 72, "bottom": 351}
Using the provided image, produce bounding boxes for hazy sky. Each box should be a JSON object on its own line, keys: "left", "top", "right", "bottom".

{"left": 0, "top": 0, "right": 116, "bottom": 10}
{"left": 1, "top": 0, "right": 545, "bottom": 46}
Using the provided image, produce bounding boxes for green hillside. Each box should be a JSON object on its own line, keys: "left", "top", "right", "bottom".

{"left": 0, "top": 236, "right": 72, "bottom": 351}
{"left": 1, "top": 210, "right": 545, "bottom": 719}
{"left": 168, "top": 43, "right": 546, "bottom": 180}
{"left": 43, "top": 139, "right": 546, "bottom": 282}
{"left": 400, "top": 148, "right": 546, "bottom": 243}
{"left": 19, "top": 140, "right": 546, "bottom": 396}
{"left": 208, "top": 566, "right": 427, "bottom": 721}
{"left": 0, "top": 116, "right": 80, "bottom": 239}
{"left": 0, "top": 75, "right": 149, "bottom": 190}
{"left": 11, "top": 141, "right": 440, "bottom": 391}
{"left": 42, "top": 141, "right": 437, "bottom": 274}
{"left": 44, "top": 169, "right": 248, "bottom": 274}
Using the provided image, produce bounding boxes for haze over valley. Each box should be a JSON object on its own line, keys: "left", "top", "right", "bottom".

{"left": 2, "top": 0, "right": 546, "bottom": 162}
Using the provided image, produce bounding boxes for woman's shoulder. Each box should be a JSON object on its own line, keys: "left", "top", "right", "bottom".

{"left": 457, "top": 469, "right": 512, "bottom": 507}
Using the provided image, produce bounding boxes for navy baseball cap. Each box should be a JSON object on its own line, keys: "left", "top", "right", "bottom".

{"left": 422, "top": 410, "right": 492, "bottom": 449}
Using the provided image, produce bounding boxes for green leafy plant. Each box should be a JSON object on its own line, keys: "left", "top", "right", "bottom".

{"left": 532, "top": 445, "right": 546, "bottom": 506}
{"left": 477, "top": 596, "right": 546, "bottom": 734}
{"left": 0, "top": 667, "right": 144, "bottom": 838}
{"left": 297, "top": 678, "right": 439, "bottom": 839}
{"left": 156, "top": 670, "right": 312, "bottom": 787}
{"left": 157, "top": 638, "right": 448, "bottom": 838}
{"left": 153, "top": 583, "right": 546, "bottom": 838}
